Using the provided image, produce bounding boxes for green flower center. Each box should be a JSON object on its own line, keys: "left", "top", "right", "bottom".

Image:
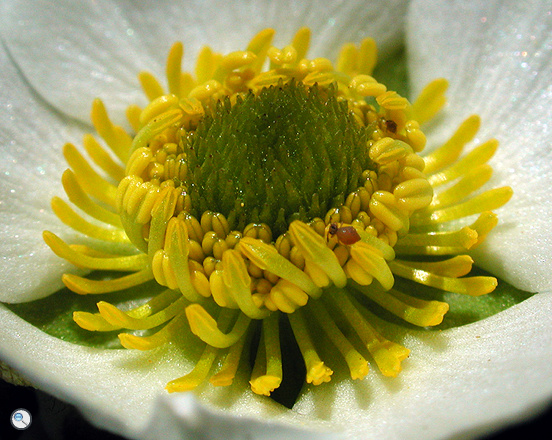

{"left": 185, "top": 81, "right": 374, "bottom": 236}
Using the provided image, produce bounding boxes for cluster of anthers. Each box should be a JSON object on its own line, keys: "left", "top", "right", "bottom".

{"left": 44, "top": 28, "right": 513, "bottom": 396}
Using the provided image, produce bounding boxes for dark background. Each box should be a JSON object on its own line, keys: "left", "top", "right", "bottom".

{"left": 1, "top": 378, "right": 550, "bottom": 440}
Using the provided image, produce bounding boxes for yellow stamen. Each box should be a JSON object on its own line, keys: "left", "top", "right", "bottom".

{"left": 119, "top": 310, "right": 188, "bottom": 350}
{"left": 308, "top": 300, "right": 369, "bottom": 380}
{"left": 63, "top": 142, "right": 118, "bottom": 208}
{"left": 288, "top": 308, "right": 333, "bottom": 385}
{"left": 410, "top": 78, "right": 448, "bottom": 125}
{"left": 389, "top": 260, "right": 498, "bottom": 296}
{"left": 185, "top": 305, "right": 251, "bottom": 348}
{"left": 423, "top": 115, "right": 480, "bottom": 175}
{"left": 325, "top": 290, "right": 410, "bottom": 377}
{"left": 62, "top": 268, "right": 154, "bottom": 294}
{"left": 250, "top": 312, "right": 282, "bottom": 396}
{"left": 43, "top": 231, "right": 147, "bottom": 271}
{"left": 289, "top": 221, "right": 347, "bottom": 288}
{"left": 239, "top": 236, "right": 321, "bottom": 298}
{"left": 60, "top": 169, "right": 122, "bottom": 227}
{"left": 50, "top": 197, "right": 129, "bottom": 243}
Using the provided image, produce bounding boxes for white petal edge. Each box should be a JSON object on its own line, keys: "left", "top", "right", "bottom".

{"left": 407, "top": 0, "right": 552, "bottom": 292}
{"left": 1, "top": 0, "right": 409, "bottom": 124}
{"left": 1, "top": 294, "right": 551, "bottom": 439}
{"left": 0, "top": 40, "right": 94, "bottom": 303}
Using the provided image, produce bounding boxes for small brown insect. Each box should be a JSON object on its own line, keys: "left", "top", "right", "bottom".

{"left": 385, "top": 119, "right": 397, "bottom": 133}
{"left": 327, "top": 222, "right": 361, "bottom": 245}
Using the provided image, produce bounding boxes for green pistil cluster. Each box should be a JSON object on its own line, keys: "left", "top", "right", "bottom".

{"left": 183, "top": 81, "right": 375, "bottom": 236}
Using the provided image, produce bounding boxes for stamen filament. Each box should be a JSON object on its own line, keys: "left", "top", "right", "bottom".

{"left": 250, "top": 312, "right": 282, "bottom": 396}
{"left": 307, "top": 300, "right": 369, "bottom": 380}
{"left": 389, "top": 260, "right": 497, "bottom": 296}
{"left": 165, "top": 309, "right": 236, "bottom": 393}
{"left": 422, "top": 115, "right": 480, "bottom": 175}
{"left": 43, "top": 231, "right": 147, "bottom": 271}
{"left": 428, "top": 139, "right": 499, "bottom": 187}
{"left": 138, "top": 71, "right": 165, "bottom": 101}
{"left": 288, "top": 308, "right": 333, "bottom": 385}
{"left": 410, "top": 78, "right": 448, "bottom": 125}
{"left": 82, "top": 134, "right": 126, "bottom": 182}
{"left": 50, "top": 197, "right": 130, "bottom": 243}
{"left": 97, "top": 297, "right": 188, "bottom": 330}
{"left": 429, "top": 164, "right": 493, "bottom": 209}
{"left": 325, "top": 288, "right": 410, "bottom": 377}
{"left": 412, "top": 187, "right": 513, "bottom": 226}
{"left": 90, "top": 99, "right": 132, "bottom": 162}
{"left": 118, "top": 310, "right": 188, "bottom": 350}
{"left": 62, "top": 268, "right": 154, "bottom": 294}
{"left": 63, "top": 142, "right": 118, "bottom": 208}
{"left": 61, "top": 169, "right": 122, "bottom": 227}
{"left": 209, "top": 330, "right": 250, "bottom": 386}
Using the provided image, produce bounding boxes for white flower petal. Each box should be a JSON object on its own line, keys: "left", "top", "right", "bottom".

{"left": 1, "top": 0, "right": 408, "bottom": 124}
{"left": 407, "top": 0, "right": 552, "bottom": 292}
{"left": 1, "top": 294, "right": 551, "bottom": 440}
{"left": 0, "top": 41, "right": 91, "bottom": 303}
{"left": 292, "top": 293, "right": 552, "bottom": 440}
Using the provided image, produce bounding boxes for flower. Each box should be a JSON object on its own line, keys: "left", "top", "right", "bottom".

{"left": 1, "top": 1, "right": 551, "bottom": 440}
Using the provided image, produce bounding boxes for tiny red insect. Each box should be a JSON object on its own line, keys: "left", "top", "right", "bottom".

{"left": 327, "top": 222, "right": 361, "bottom": 245}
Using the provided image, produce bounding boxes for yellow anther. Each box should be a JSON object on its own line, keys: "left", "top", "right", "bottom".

{"left": 246, "top": 28, "right": 275, "bottom": 72}
{"left": 404, "top": 120, "right": 427, "bottom": 152}
{"left": 138, "top": 71, "right": 165, "bottom": 101}
{"left": 290, "top": 27, "right": 311, "bottom": 62}
{"left": 90, "top": 98, "right": 132, "bottom": 162}
{"left": 63, "top": 142, "right": 118, "bottom": 208}
{"left": 389, "top": 260, "right": 498, "bottom": 296}
{"left": 337, "top": 43, "right": 357, "bottom": 76}
{"left": 324, "top": 205, "right": 353, "bottom": 225}
{"left": 82, "top": 133, "right": 126, "bottom": 182}
{"left": 185, "top": 304, "right": 251, "bottom": 348}
{"left": 369, "top": 191, "right": 409, "bottom": 233}
{"left": 222, "top": 249, "right": 269, "bottom": 319}
{"left": 350, "top": 75, "right": 387, "bottom": 97}
{"left": 411, "top": 78, "right": 448, "bottom": 125}
{"left": 289, "top": 221, "right": 347, "bottom": 288}
{"left": 376, "top": 91, "right": 409, "bottom": 110}
{"left": 349, "top": 242, "right": 394, "bottom": 290}
{"left": 394, "top": 178, "right": 433, "bottom": 211}
{"left": 166, "top": 42, "right": 184, "bottom": 98}
{"left": 268, "top": 45, "right": 297, "bottom": 65}
{"left": 126, "top": 147, "right": 153, "bottom": 179}
{"left": 269, "top": 279, "right": 308, "bottom": 313}
{"left": 201, "top": 211, "right": 230, "bottom": 238}
{"left": 239, "top": 236, "right": 321, "bottom": 297}
{"left": 428, "top": 139, "right": 499, "bottom": 187}
{"left": 243, "top": 222, "right": 272, "bottom": 242}
{"left": 188, "top": 79, "right": 222, "bottom": 101}
{"left": 61, "top": 169, "right": 121, "bottom": 227}
{"left": 344, "top": 258, "right": 373, "bottom": 286}
{"left": 131, "top": 108, "right": 183, "bottom": 153}
{"left": 250, "top": 313, "right": 282, "bottom": 396}
{"left": 357, "top": 37, "right": 377, "bottom": 75}
{"left": 369, "top": 137, "right": 412, "bottom": 164}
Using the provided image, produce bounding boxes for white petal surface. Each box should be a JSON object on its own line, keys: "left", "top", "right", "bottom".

{"left": 0, "top": 0, "right": 408, "bottom": 124}
{"left": 1, "top": 294, "right": 551, "bottom": 440}
{"left": 407, "top": 0, "right": 552, "bottom": 292}
{"left": 0, "top": 42, "right": 91, "bottom": 303}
